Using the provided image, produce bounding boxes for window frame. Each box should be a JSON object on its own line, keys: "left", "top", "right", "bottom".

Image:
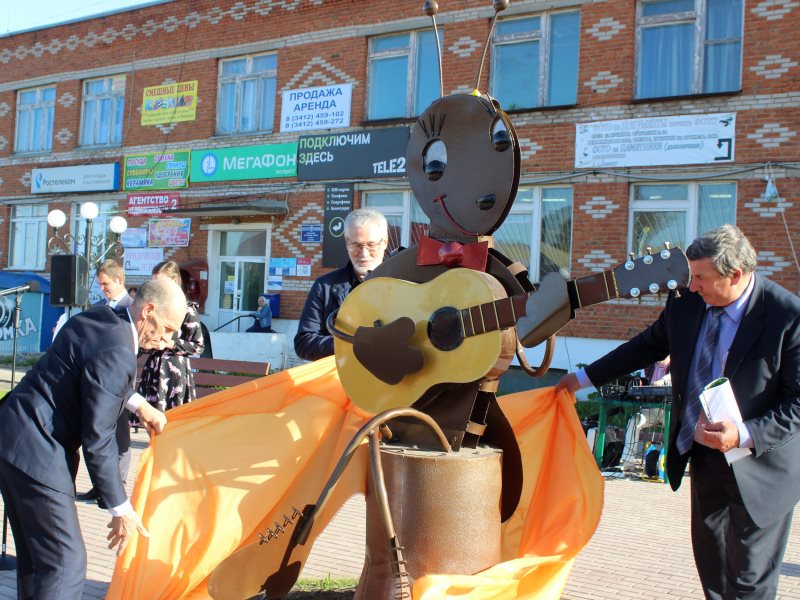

{"left": 216, "top": 52, "right": 278, "bottom": 135}
{"left": 497, "top": 185, "right": 574, "bottom": 282}
{"left": 366, "top": 29, "right": 441, "bottom": 121}
{"left": 8, "top": 204, "right": 48, "bottom": 271}
{"left": 80, "top": 76, "right": 125, "bottom": 147}
{"left": 635, "top": 0, "right": 744, "bottom": 99}
{"left": 628, "top": 181, "right": 737, "bottom": 254}
{"left": 362, "top": 190, "right": 429, "bottom": 251}
{"left": 69, "top": 200, "right": 118, "bottom": 258}
{"left": 490, "top": 10, "right": 581, "bottom": 111}
{"left": 15, "top": 85, "right": 56, "bottom": 154}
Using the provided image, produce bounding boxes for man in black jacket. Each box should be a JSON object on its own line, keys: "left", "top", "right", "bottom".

{"left": 0, "top": 278, "right": 185, "bottom": 599}
{"left": 558, "top": 225, "right": 800, "bottom": 599}
{"left": 294, "top": 208, "right": 388, "bottom": 360}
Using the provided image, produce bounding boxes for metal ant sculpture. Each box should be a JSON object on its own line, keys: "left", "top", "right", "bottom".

{"left": 209, "top": 2, "right": 688, "bottom": 598}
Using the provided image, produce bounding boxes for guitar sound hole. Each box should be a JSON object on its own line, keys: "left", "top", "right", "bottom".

{"left": 428, "top": 306, "right": 464, "bottom": 351}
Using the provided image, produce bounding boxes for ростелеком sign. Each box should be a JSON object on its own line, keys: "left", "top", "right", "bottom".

{"left": 31, "top": 163, "right": 120, "bottom": 193}
{"left": 190, "top": 143, "right": 298, "bottom": 182}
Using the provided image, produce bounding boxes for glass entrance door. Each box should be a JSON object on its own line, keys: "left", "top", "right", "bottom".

{"left": 214, "top": 229, "right": 268, "bottom": 332}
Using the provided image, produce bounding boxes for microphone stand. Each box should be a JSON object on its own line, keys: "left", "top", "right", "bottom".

{"left": 0, "top": 291, "right": 23, "bottom": 570}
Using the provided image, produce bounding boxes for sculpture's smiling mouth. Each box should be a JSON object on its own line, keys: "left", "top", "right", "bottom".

{"left": 433, "top": 194, "right": 481, "bottom": 237}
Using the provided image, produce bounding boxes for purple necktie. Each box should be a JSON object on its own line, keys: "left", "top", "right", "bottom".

{"left": 676, "top": 306, "right": 724, "bottom": 455}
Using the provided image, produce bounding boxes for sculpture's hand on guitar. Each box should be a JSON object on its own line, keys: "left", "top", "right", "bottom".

{"left": 353, "top": 317, "right": 424, "bottom": 385}
{"left": 517, "top": 272, "right": 573, "bottom": 348}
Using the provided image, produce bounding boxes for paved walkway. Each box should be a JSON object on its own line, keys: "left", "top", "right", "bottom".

{"left": 0, "top": 429, "right": 798, "bottom": 598}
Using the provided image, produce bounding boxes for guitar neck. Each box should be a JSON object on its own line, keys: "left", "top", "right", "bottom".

{"left": 457, "top": 270, "right": 620, "bottom": 338}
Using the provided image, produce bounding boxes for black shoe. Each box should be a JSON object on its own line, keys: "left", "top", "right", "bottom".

{"left": 76, "top": 488, "right": 99, "bottom": 501}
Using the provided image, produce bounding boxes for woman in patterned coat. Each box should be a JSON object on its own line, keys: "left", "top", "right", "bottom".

{"left": 138, "top": 260, "right": 205, "bottom": 411}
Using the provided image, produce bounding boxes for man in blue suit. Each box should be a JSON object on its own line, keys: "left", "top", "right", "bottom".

{"left": 558, "top": 225, "right": 800, "bottom": 599}
{"left": 0, "top": 277, "right": 186, "bottom": 599}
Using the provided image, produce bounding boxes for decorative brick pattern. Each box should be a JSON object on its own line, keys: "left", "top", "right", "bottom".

{"left": 517, "top": 137, "right": 543, "bottom": 161}
{"left": 55, "top": 128, "right": 73, "bottom": 145}
{"left": 751, "top": 0, "right": 800, "bottom": 20}
{"left": 577, "top": 249, "right": 618, "bottom": 272}
{"left": 749, "top": 54, "right": 798, "bottom": 79}
{"left": 155, "top": 123, "right": 179, "bottom": 135}
{"left": 746, "top": 123, "right": 798, "bottom": 148}
{"left": 744, "top": 192, "right": 793, "bottom": 217}
{"left": 19, "top": 172, "right": 31, "bottom": 188}
{"left": 0, "top": 137, "right": 7, "bottom": 151}
{"left": 57, "top": 92, "right": 76, "bottom": 108}
{"left": 282, "top": 57, "right": 357, "bottom": 90}
{"left": 583, "top": 70, "right": 624, "bottom": 94}
{"left": 0, "top": 102, "right": 9, "bottom": 117}
{"left": 272, "top": 203, "right": 325, "bottom": 263}
{"left": 586, "top": 17, "right": 626, "bottom": 41}
{"left": 448, "top": 36, "right": 481, "bottom": 58}
{"left": 757, "top": 250, "right": 791, "bottom": 276}
{"left": 0, "top": 0, "right": 316, "bottom": 63}
{"left": 580, "top": 196, "right": 619, "bottom": 219}
{"left": 0, "top": 178, "right": 4, "bottom": 188}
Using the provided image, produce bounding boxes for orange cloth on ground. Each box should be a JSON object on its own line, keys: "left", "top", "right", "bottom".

{"left": 107, "top": 357, "right": 603, "bottom": 599}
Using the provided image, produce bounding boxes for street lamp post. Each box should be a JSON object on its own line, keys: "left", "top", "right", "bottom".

{"left": 46, "top": 201, "right": 128, "bottom": 307}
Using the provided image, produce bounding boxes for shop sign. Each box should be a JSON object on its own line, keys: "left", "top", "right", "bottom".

{"left": 123, "top": 248, "right": 165, "bottom": 275}
{"left": 297, "top": 127, "right": 409, "bottom": 181}
{"left": 31, "top": 163, "right": 120, "bottom": 193}
{"left": 280, "top": 83, "right": 352, "bottom": 133}
{"left": 575, "top": 112, "right": 736, "bottom": 168}
{"left": 0, "top": 293, "right": 41, "bottom": 355}
{"left": 323, "top": 183, "right": 353, "bottom": 268}
{"left": 127, "top": 192, "right": 180, "bottom": 216}
{"left": 123, "top": 151, "right": 190, "bottom": 190}
{"left": 190, "top": 143, "right": 298, "bottom": 182}
{"left": 148, "top": 217, "right": 191, "bottom": 247}
{"left": 141, "top": 80, "right": 198, "bottom": 126}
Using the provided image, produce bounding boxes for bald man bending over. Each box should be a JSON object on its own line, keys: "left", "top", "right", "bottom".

{"left": 0, "top": 278, "right": 186, "bottom": 600}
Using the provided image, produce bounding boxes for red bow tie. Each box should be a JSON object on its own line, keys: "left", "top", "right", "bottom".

{"left": 416, "top": 235, "right": 489, "bottom": 271}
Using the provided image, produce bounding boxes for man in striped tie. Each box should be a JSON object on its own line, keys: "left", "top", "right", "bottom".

{"left": 557, "top": 225, "right": 800, "bottom": 599}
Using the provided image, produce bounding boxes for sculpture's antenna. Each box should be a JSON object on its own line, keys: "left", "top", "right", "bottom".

{"left": 423, "top": 1, "right": 444, "bottom": 98}
{"left": 475, "top": 1, "right": 509, "bottom": 93}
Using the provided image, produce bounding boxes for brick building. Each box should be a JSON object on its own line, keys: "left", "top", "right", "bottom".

{"left": 0, "top": 0, "right": 797, "bottom": 370}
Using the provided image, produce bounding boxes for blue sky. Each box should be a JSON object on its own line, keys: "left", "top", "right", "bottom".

{"left": 1, "top": 0, "right": 161, "bottom": 35}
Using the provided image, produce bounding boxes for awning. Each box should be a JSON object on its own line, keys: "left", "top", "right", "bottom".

{"left": 161, "top": 199, "right": 288, "bottom": 218}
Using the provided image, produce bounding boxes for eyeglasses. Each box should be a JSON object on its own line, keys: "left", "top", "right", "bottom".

{"left": 345, "top": 239, "right": 385, "bottom": 253}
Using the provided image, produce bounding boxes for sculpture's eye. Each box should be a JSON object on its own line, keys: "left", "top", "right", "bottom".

{"left": 491, "top": 118, "right": 511, "bottom": 152}
{"left": 423, "top": 139, "right": 447, "bottom": 181}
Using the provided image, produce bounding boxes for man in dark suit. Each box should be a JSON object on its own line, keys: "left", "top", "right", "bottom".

{"left": 77, "top": 259, "right": 135, "bottom": 504}
{"left": 558, "top": 224, "right": 800, "bottom": 599}
{"left": 0, "top": 278, "right": 186, "bottom": 599}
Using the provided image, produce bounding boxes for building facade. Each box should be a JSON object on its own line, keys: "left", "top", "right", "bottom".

{"left": 0, "top": 0, "right": 798, "bottom": 369}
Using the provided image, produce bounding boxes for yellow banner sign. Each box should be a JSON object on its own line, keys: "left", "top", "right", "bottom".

{"left": 141, "top": 80, "right": 198, "bottom": 126}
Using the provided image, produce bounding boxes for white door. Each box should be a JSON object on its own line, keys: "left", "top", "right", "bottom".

{"left": 212, "top": 228, "right": 269, "bottom": 333}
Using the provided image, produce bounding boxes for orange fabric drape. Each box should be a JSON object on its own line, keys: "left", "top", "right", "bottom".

{"left": 107, "top": 357, "right": 603, "bottom": 599}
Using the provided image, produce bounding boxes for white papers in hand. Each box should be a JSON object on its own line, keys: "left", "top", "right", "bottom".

{"left": 699, "top": 378, "right": 750, "bottom": 464}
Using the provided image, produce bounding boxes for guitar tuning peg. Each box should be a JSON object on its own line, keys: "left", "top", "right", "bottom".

{"left": 274, "top": 521, "right": 286, "bottom": 535}
{"left": 674, "top": 289, "right": 682, "bottom": 299}
{"left": 646, "top": 246, "right": 653, "bottom": 255}
{"left": 283, "top": 514, "right": 294, "bottom": 527}
{"left": 664, "top": 241, "right": 671, "bottom": 250}
{"left": 628, "top": 252, "right": 636, "bottom": 261}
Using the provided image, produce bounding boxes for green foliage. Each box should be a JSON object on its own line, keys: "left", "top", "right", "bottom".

{"left": 289, "top": 576, "right": 358, "bottom": 595}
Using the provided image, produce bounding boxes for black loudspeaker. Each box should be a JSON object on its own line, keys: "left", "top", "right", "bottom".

{"left": 50, "top": 255, "right": 89, "bottom": 307}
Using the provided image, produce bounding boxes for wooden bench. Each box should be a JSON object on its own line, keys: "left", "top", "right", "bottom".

{"left": 135, "top": 355, "right": 271, "bottom": 399}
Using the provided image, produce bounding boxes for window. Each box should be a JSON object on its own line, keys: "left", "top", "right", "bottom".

{"left": 630, "top": 182, "right": 736, "bottom": 254}
{"left": 494, "top": 187, "right": 573, "bottom": 282}
{"left": 363, "top": 191, "right": 429, "bottom": 252}
{"left": 636, "top": 0, "right": 743, "bottom": 99}
{"left": 70, "top": 201, "right": 118, "bottom": 257}
{"left": 217, "top": 53, "right": 277, "bottom": 134}
{"left": 15, "top": 86, "right": 55, "bottom": 153}
{"left": 491, "top": 11, "right": 580, "bottom": 110}
{"left": 367, "top": 30, "right": 441, "bottom": 120}
{"left": 80, "top": 76, "right": 125, "bottom": 146}
{"left": 9, "top": 204, "right": 48, "bottom": 270}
